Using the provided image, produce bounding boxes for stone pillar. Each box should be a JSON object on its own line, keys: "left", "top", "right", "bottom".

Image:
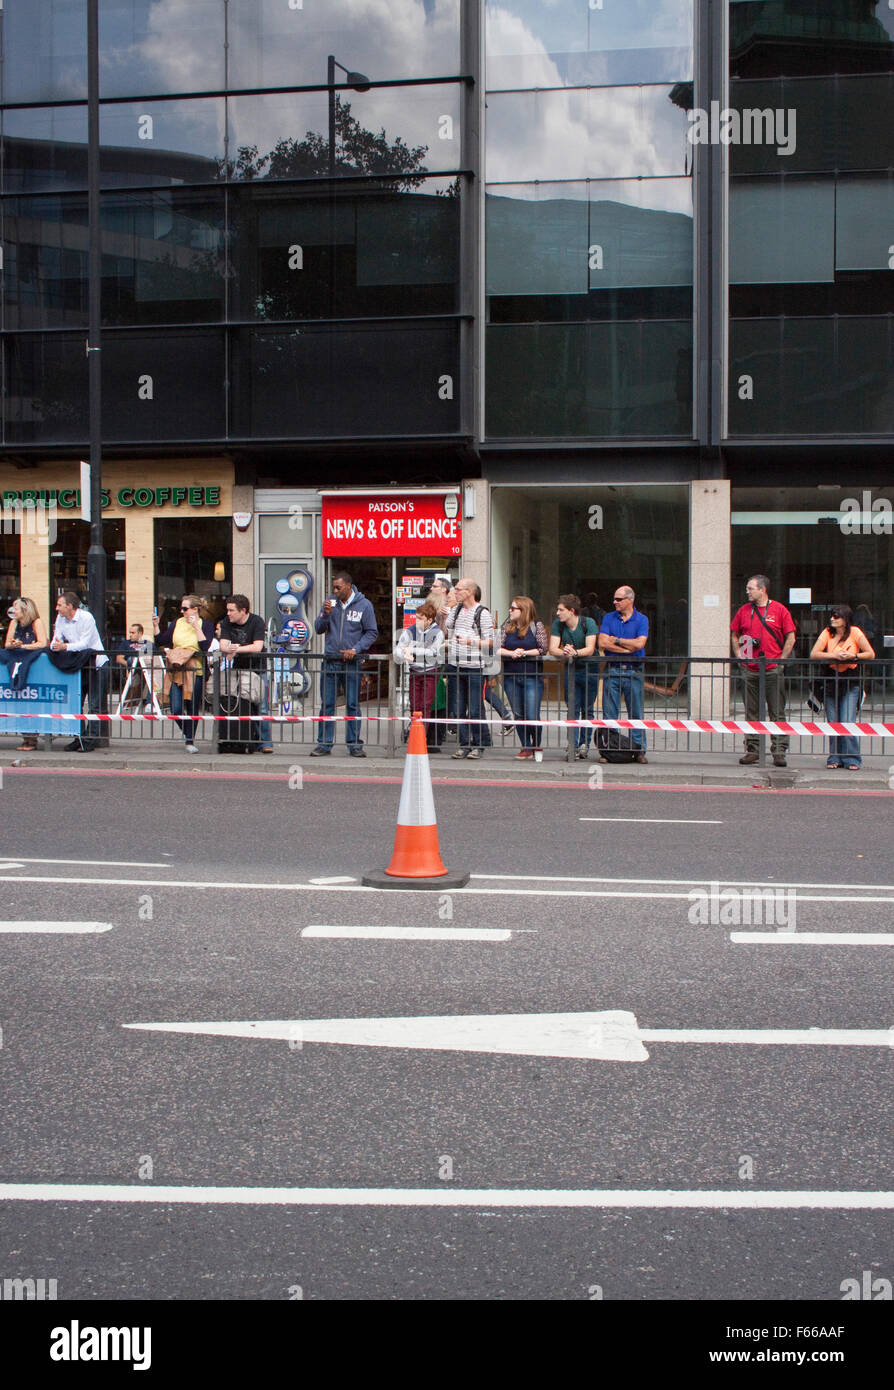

{"left": 460, "top": 478, "right": 489, "bottom": 603}
{"left": 231, "top": 485, "right": 254, "bottom": 605}
{"left": 124, "top": 509, "right": 155, "bottom": 630}
{"left": 689, "top": 480, "right": 731, "bottom": 718}
{"left": 19, "top": 528, "right": 48, "bottom": 618}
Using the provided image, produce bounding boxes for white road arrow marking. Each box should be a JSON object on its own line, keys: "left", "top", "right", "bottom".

{"left": 300, "top": 926, "right": 511, "bottom": 942}
{"left": 123, "top": 1012, "right": 894, "bottom": 1058}
{"left": 0, "top": 863, "right": 25, "bottom": 871}
{"left": 125, "top": 1010, "right": 647, "bottom": 1061}
{"left": 0, "top": 921, "right": 114, "bottom": 934}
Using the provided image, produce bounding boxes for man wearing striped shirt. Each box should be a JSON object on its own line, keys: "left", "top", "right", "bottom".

{"left": 445, "top": 578, "right": 496, "bottom": 759}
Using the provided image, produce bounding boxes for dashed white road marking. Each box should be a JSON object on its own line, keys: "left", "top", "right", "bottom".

{"left": 731, "top": 932, "right": 894, "bottom": 946}
{"left": 1, "top": 1184, "right": 892, "bottom": 1210}
{"left": 308, "top": 876, "right": 357, "bottom": 885}
{"left": 301, "top": 925, "right": 511, "bottom": 942}
{"left": 0, "top": 856, "right": 170, "bottom": 868}
{"left": 0, "top": 921, "right": 114, "bottom": 934}
{"left": 640, "top": 1028, "right": 894, "bottom": 1047}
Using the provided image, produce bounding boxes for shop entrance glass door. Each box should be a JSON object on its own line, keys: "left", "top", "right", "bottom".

{"left": 50, "top": 519, "right": 126, "bottom": 642}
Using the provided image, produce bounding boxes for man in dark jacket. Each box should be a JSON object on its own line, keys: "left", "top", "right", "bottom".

{"left": 311, "top": 571, "right": 378, "bottom": 756}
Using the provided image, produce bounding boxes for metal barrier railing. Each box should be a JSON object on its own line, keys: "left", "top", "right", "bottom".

{"left": 18, "top": 651, "right": 894, "bottom": 759}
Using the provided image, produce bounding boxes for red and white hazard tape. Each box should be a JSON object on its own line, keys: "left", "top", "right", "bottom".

{"left": 2, "top": 712, "right": 894, "bottom": 739}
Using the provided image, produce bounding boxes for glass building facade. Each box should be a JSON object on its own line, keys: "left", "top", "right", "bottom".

{"left": 0, "top": 0, "right": 468, "bottom": 447}
{"left": 0, "top": 2, "right": 892, "bottom": 654}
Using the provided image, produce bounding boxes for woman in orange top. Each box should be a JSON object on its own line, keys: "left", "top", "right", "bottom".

{"left": 810, "top": 605, "right": 874, "bottom": 769}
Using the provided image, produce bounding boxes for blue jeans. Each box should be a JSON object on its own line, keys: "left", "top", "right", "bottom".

{"left": 603, "top": 666, "right": 646, "bottom": 751}
{"left": 456, "top": 668, "right": 489, "bottom": 747}
{"left": 259, "top": 675, "right": 272, "bottom": 748}
{"left": 169, "top": 675, "right": 203, "bottom": 744}
{"left": 563, "top": 665, "right": 599, "bottom": 748}
{"left": 824, "top": 679, "right": 861, "bottom": 767}
{"left": 319, "top": 661, "right": 362, "bottom": 748}
{"left": 485, "top": 680, "right": 510, "bottom": 721}
{"left": 503, "top": 673, "right": 543, "bottom": 748}
{"left": 444, "top": 664, "right": 458, "bottom": 724}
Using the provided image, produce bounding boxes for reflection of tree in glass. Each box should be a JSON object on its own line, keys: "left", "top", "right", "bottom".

{"left": 223, "top": 96, "right": 429, "bottom": 188}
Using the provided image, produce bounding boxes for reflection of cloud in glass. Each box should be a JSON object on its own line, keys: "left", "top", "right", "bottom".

{"left": 101, "top": 0, "right": 460, "bottom": 94}
{"left": 486, "top": 0, "right": 693, "bottom": 57}
{"left": 487, "top": 88, "right": 689, "bottom": 183}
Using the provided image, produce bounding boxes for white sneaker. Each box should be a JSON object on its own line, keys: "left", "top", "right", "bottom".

{"left": 533, "top": 750, "right": 543, "bottom": 763}
{"left": 185, "top": 743, "right": 198, "bottom": 754}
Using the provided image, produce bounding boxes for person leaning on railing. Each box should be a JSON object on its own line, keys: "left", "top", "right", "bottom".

{"left": 152, "top": 595, "right": 214, "bottom": 755}
{"left": 3, "top": 596, "right": 48, "bottom": 751}
{"left": 810, "top": 605, "right": 874, "bottom": 771}
{"left": 499, "top": 596, "right": 548, "bottom": 761}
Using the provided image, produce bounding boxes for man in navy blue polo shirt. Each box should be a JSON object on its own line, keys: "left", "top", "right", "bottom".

{"left": 599, "top": 585, "right": 649, "bottom": 762}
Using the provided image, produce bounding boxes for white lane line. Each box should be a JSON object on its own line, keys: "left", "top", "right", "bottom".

{"left": 3, "top": 873, "right": 894, "bottom": 905}
{"left": 0, "top": 856, "right": 170, "bottom": 868}
{"left": 474, "top": 873, "right": 894, "bottom": 891}
{"left": 124, "top": 1014, "right": 894, "bottom": 1057}
{"left": 0, "top": 921, "right": 113, "bottom": 934}
{"left": 301, "top": 925, "right": 511, "bottom": 942}
{"left": 579, "top": 817, "right": 723, "bottom": 825}
{"left": 1, "top": 1184, "right": 892, "bottom": 1210}
{"left": 0, "top": 863, "right": 25, "bottom": 870}
{"left": 641, "top": 1029, "right": 894, "bottom": 1046}
{"left": 309, "top": 876, "right": 357, "bottom": 885}
{"left": 731, "top": 932, "right": 894, "bottom": 946}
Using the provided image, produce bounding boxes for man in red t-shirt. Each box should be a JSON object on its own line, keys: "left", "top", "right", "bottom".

{"left": 730, "top": 574, "right": 796, "bottom": 766}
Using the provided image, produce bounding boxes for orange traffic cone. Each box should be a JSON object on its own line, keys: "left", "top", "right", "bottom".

{"left": 362, "top": 712, "right": 469, "bottom": 889}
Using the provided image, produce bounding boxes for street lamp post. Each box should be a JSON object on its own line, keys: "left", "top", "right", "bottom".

{"left": 327, "top": 55, "right": 370, "bottom": 177}
{"left": 86, "top": 0, "right": 106, "bottom": 639}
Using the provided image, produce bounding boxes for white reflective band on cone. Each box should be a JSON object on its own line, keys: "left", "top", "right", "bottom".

{"left": 395, "top": 753, "right": 437, "bottom": 829}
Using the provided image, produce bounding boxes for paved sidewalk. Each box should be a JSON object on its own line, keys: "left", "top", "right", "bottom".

{"left": 2, "top": 735, "right": 891, "bottom": 788}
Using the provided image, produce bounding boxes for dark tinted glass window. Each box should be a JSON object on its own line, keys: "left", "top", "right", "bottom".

{"left": 228, "top": 0, "right": 461, "bottom": 90}
{"left": 1, "top": 195, "right": 89, "bottom": 329}
{"left": 486, "top": 179, "right": 692, "bottom": 298}
{"left": 3, "top": 333, "right": 89, "bottom": 443}
{"left": 234, "top": 323, "right": 460, "bottom": 437}
{"left": 101, "top": 329, "right": 226, "bottom": 439}
{"left": 728, "top": 76, "right": 894, "bottom": 176}
{"left": 231, "top": 179, "right": 460, "bottom": 321}
{"left": 0, "top": 0, "right": 87, "bottom": 104}
{"left": 99, "top": 0, "right": 226, "bottom": 98}
{"left": 154, "top": 517, "right": 233, "bottom": 627}
{"left": 227, "top": 86, "right": 461, "bottom": 182}
{"left": 729, "top": 317, "right": 894, "bottom": 436}
{"left": 486, "top": 321, "right": 692, "bottom": 438}
{"left": 2, "top": 108, "right": 89, "bottom": 195}
{"left": 729, "top": 1, "right": 894, "bottom": 79}
{"left": 100, "top": 100, "right": 226, "bottom": 187}
{"left": 101, "top": 189, "right": 228, "bottom": 324}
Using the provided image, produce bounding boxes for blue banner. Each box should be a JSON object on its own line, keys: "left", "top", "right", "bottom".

{"left": 0, "top": 654, "right": 83, "bottom": 736}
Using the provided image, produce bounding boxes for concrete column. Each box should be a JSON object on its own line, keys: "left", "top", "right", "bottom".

{"left": 124, "top": 509, "right": 154, "bottom": 630}
{"left": 460, "top": 478, "right": 490, "bottom": 603}
{"left": 19, "top": 529, "right": 47, "bottom": 618}
{"left": 231, "top": 485, "right": 254, "bottom": 605}
{"left": 689, "top": 479, "right": 731, "bottom": 717}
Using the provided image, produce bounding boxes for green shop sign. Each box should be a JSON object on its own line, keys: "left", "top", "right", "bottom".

{"left": 1, "top": 486, "right": 221, "bottom": 510}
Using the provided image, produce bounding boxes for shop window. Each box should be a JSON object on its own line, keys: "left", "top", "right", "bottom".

{"left": 0, "top": 532, "right": 22, "bottom": 637}
{"left": 154, "top": 517, "right": 232, "bottom": 628}
{"left": 490, "top": 484, "right": 689, "bottom": 658}
{"left": 50, "top": 518, "right": 126, "bottom": 641}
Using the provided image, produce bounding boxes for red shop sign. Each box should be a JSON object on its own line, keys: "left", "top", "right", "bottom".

{"left": 322, "top": 493, "right": 462, "bottom": 557}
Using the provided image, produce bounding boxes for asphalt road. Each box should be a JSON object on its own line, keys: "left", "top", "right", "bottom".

{"left": 0, "top": 769, "right": 892, "bottom": 1320}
